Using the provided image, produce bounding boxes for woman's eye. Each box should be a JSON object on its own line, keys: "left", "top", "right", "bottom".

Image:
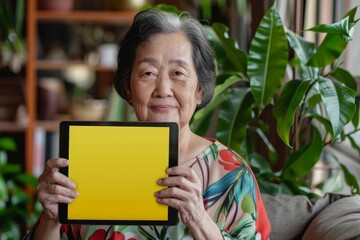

{"left": 141, "top": 71, "right": 156, "bottom": 78}
{"left": 174, "top": 71, "right": 185, "bottom": 76}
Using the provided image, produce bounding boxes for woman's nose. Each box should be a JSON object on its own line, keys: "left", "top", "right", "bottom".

{"left": 153, "top": 74, "right": 173, "bottom": 97}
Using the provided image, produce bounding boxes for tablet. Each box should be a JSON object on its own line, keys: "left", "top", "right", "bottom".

{"left": 58, "top": 121, "right": 179, "bottom": 225}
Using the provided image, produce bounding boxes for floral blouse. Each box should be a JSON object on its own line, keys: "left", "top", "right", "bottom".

{"left": 25, "top": 139, "right": 270, "bottom": 240}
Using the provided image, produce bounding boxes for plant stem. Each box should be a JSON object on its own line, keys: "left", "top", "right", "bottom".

{"left": 324, "top": 128, "right": 360, "bottom": 146}
{"left": 294, "top": 78, "right": 318, "bottom": 150}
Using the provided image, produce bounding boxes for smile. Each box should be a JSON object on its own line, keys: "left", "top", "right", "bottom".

{"left": 150, "top": 105, "right": 176, "bottom": 112}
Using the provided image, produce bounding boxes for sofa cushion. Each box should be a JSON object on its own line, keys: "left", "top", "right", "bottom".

{"left": 302, "top": 195, "right": 360, "bottom": 240}
{"left": 261, "top": 193, "right": 346, "bottom": 240}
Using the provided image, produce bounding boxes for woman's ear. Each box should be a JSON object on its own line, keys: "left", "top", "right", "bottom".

{"left": 195, "top": 85, "right": 203, "bottom": 105}
{"left": 126, "top": 86, "right": 132, "bottom": 104}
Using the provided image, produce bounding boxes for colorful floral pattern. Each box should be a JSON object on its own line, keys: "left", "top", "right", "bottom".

{"left": 27, "top": 139, "right": 270, "bottom": 240}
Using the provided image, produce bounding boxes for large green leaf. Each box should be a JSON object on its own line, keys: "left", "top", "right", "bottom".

{"left": 248, "top": 4, "right": 288, "bottom": 111}
{"left": 330, "top": 67, "right": 358, "bottom": 92}
{"left": 210, "top": 23, "right": 248, "bottom": 74}
{"left": 286, "top": 30, "right": 318, "bottom": 79}
{"left": 0, "top": 137, "right": 17, "bottom": 152}
{"left": 339, "top": 162, "right": 360, "bottom": 195}
{"left": 307, "top": 113, "right": 333, "bottom": 137}
{"left": 286, "top": 30, "right": 316, "bottom": 63}
{"left": 227, "top": 91, "right": 255, "bottom": 154}
{"left": 200, "top": 0, "right": 212, "bottom": 19}
{"left": 306, "top": 93, "right": 322, "bottom": 109}
{"left": 283, "top": 180, "right": 319, "bottom": 198}
{"left": 307, "top": 15, "right": 356, "bottom": 42}
{"left": 241, "top": 129, "right": 254, "bottom": 159}
{"left": 306, "top": 6, "right": 359, "bottom": 41}
{"left": 258, "top": 181, "right": 293, "bottom": 195}
{"left": 253, "top": 127, "right": 277, "bottom": 162}
{"left": 216, "top": 88, "right": 251, "bottom": 150}
{"left": 0, "top": 0, "right": 13, "bottom": 36}
{"left": 15, "top": 0, "right": 25, "bottom": 35}
{"left": 345, "top": 5, "right": 359, "bottom": 22}
{"left": 191, "top": 75, "right": 243, "bottom": 134}
{"left": 15, "top": 173, "right": 38, "bottom": 186}
{"left": 0, "top": 175, "right": 8, "bottom": 202}
{"left": 191, "top": 114, "right": 213, "bottom": 137}
{"left": 306, "top": 34, "right": 347, "bottom": 67}
{"left": 248, "top": 152, "right": 273, "bottom": 175}
{"left": 273, "top": 79, "right": 311, "bottom": 147}
{"left": 352, "top": 103, "right": 359, "bottom": 128}
{"left": 318, "top": 77, "right": 356, "bottom": 138}
{"left": 283, "top": 127, "right": 323, "bottom": 180}
{"left": 320, "top": 172, "right": 344, "bottom": 194}
{"left": 348, "top": 135, "right": 360, "bottom": 156}
{"left": 0, "top": 163, "right": 21, "bottom": 174}
{"left": 306, "top": 6, "right": 358, "bottom": 67}
{"left": 141, "top": 4, "right": 182, "bottom": 14}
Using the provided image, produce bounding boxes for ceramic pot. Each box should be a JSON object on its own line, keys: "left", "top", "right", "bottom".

{"left": 107, "top": 0, "right": 151, "bottom": 11}
{"left": 37, "top": 78, "right": 65, "bottom": 120}
{"left": 70, "top": 99, "right": 107, "bottom": 121}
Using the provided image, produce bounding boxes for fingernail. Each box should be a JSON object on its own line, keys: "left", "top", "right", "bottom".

{"left": 166, "top": 168, "right": 172, "bottom": 173}
{"left": 154, "top": 191, "right": 159, "bottom": 197}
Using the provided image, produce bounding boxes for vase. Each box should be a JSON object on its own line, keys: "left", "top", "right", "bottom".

{"left": 37, "top": 77, "right": 65, "bottom": 120}
{"left": 106, "top": 0, "right": 151, "bottom": 11}
{"left": 70, "top": 98, "right": 107, "bottom": 121}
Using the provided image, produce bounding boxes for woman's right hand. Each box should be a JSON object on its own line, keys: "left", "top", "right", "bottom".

{"left": 36, "top": 158, "right": 79, "bottom": 220}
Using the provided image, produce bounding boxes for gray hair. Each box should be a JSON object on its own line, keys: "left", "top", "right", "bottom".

{"left": 113, "top": 8, "right": 216, "bottom": 111}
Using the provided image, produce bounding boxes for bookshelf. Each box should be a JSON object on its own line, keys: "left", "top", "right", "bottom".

{"left": 25, "top": 0, "right": 136, "bottom": 175}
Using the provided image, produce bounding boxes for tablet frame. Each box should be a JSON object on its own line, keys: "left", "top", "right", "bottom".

{"left": 58, "top": 121, "right": 179, "bottom": 225}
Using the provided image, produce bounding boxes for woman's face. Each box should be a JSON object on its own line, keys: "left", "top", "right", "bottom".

{"left": 129, "top": 32, "right": 202, "bottom": 128}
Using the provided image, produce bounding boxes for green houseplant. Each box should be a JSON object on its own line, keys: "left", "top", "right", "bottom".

{"left": 190, "top": 3, "right": 360, "bottom": 197}
{"left": 0, "top": 135, "right": 40, "bottom": 239}
{"left": 0, "top": 0, "right": 26, "bottom": 73}
{"left": 147, "top": 3, "right": 360, "bottom": 197}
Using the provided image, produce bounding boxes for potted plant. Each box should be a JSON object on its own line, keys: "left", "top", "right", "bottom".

{"left": 148, "top": 3, "right": 360, "bottom": 197}
{"left": 0, "top": 0, "right": 26, "bottom": 73}
{"left": 106, "top": 0, "right": 151, "bottom": 11}
{"left": 191, "top": 3, "right": 360, "bottom": 197}
{"left": 0, "top": 135, "right": 41, "bottom": 239}
{"left": 63, "top": 65, "right": 108, "bottom": 121}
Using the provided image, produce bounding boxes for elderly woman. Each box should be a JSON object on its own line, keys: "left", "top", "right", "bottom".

{"left": 26, "top": 9, "right": 270, "bottom": 240}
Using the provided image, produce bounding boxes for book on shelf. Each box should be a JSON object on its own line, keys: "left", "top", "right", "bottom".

{"left": 32, "top": 127, "right": 46, "bottom": 177}
{"left": 32, "top": 127, "right": 59, "bottom": 177}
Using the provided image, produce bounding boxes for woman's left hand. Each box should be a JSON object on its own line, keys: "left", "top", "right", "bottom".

{"left": 155, "top": 166, "right": 205, "bottom": 227}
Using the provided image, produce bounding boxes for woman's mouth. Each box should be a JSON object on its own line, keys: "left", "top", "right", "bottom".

{"left": 150, "top": 105, "right": 176, "bottom": 112}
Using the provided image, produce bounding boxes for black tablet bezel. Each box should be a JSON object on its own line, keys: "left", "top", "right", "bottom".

{"left": 58, "top": 120, "right": 179, "bottom": 225}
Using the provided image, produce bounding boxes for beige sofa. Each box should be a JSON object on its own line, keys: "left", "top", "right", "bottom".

{"left": 262, "top": 193, "right": 360, "bottom": 240}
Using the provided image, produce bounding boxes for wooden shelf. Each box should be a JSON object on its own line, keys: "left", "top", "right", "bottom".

{"left": 36, "top": 10, "right": 136, "bottom": 24}
{"left": 0, "top": 121, "right": 26, "bottom": 132}
{"left": 36, "top": 120, "right": 61, "bottom": 132}
{"left": 36, "top": 60, "right": 116, "bottom": 72}
{"left": 24, "top": 0, "right": 134, "bottom": 175}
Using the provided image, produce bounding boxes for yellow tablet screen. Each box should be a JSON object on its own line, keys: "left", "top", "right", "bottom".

{"left": 67, "top": 125, "right": 169, "bottom": 221}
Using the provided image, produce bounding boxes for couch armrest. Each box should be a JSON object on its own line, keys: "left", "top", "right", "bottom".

{"left": 302, "top": 195, "right": 360, "bottom": 240}
{"left": 262, "top": 193, "right": 347, "bottom": 240}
